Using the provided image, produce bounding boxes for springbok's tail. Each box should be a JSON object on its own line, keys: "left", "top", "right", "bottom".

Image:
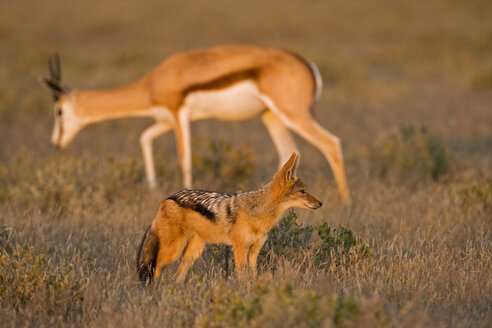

{"left": 136, "top": 225, "right": 159, "bottom": 285}
{"left": 308, "top": 61, "right": 323, "bottom": 104}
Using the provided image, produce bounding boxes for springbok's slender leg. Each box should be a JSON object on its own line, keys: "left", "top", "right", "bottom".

{"left": 140, "top": 121, "right": 173, "bottom": 188}
{"left": 261, "top": 111, "right": 299, "bottom": 169}
{"left": 260, "top": 95, "right": 349, "bottom": 203}
{"left": 174, "top": 108, "right": 192, "bottom": 189}
{"left": 287, "top": 119, "right": 349, "bottom": 203}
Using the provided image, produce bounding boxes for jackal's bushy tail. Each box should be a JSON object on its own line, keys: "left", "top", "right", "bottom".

{"left": 136, "top": 225, "right": 159, "bottom": 285}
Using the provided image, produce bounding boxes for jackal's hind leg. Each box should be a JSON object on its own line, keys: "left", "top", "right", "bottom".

{"left": 175, "top": 237, "right": 205, "bottom": 283}
{"left": 153, "top": 237, "right": 187, "bottom": 282}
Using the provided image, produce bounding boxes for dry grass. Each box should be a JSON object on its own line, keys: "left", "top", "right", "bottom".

{"left": 1, "top": 0, "right": 491, "bottom": 327}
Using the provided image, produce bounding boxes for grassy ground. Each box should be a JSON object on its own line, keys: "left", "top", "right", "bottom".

{"left": 1, "top": 0, "right": 491, "bottom": 327}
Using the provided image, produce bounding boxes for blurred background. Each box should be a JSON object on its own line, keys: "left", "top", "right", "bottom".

{"left": 1, "top": 0, "right": 490, "bottom": 181}
{"left": 1, "top": 1, "right": 491, "bottom": 326}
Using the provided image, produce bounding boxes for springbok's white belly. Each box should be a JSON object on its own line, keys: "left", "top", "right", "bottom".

{"left": 184, "top": 80, "right": 266, "bottom": 121}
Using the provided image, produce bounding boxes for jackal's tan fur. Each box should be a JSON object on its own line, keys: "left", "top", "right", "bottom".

{"left": 136, "top": 153, "right": 322, "bottom": 284}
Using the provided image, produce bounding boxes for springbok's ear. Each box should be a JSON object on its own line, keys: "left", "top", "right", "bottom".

{"left": 274, "top": 152, "right": 300, "bottom": 184}
{"left": 42, "top": 78, "right": 66, "bottom": 101}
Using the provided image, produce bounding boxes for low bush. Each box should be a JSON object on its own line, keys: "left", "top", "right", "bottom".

{"left": 205, "top": 211, "right": 370, "bottom": 277}
{"left": 192, "top": 139, "right": 256, "bottom": 192}
{"left": 0, "top": 245, "right": 85, "bottom": 320}
{"left": 367, "top": 125, "right": 451, "bottom": 185}
{"left": 199, "top": 281, "right": 389, "bottom": 327}
{"left": 0, "top": 153, "right": 147, "bottom": 213}
{"left": 261, "top": 211, "right": 370, "bottom": 270}
{"left": 461, "top": 173, "right": 492, "bottom": 215}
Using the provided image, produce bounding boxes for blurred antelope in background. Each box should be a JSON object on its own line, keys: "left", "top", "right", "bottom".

{"left": 43, "top": 45, "right": 349, "bottom": 203}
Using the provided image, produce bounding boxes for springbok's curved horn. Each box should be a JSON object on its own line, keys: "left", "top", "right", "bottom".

{"left": 44, "top": 53, "right": 67, "bottom": 100}
{"left": 48, "top": 53, "right": 61, "bottom": 83}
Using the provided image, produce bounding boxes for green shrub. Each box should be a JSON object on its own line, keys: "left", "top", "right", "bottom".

{"left": 461, "top": 175, "right": 492, "bottom": 215}
{"left": 260, "top": 211, "right": 370, "bottom": 270}
{"left": 265, "top": 210, "right": 314, "bottom": 252}
{"left": 0, "top": 246, "right": 84, "bottom": 318}
{"left": 206, "top": 283, "right": 265, "bottom": 326}
{"left": 200, "top": 281, "right": 389, "bottom": 327}
{"left": 315, "top": 222, "right": 371, "bottom": 265}
{"left": 333, "top": 295, "right": 360, "bottom": 325}
{"left": 205, "top": 211, "right": 369, "bottom": 277}
{"left": 0, "top": 224, "right": 13, "bottom": 252}
{"left": 368, "top": 125, "right": 451, "bottom": 184}
{"left": 0, "top": 153, "right": 147, "bottom": 213}
{"left": 192, "top": 139, "right": 255, "bottom": 192}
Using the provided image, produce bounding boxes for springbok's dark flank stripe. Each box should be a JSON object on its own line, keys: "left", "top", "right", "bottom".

{"left": 184, "top": 69, "right": 259, "bottom": 95}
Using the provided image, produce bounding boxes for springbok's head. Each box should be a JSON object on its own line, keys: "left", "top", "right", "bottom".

{"left": 43, "top": 54, "right": 83, "bottom": 149}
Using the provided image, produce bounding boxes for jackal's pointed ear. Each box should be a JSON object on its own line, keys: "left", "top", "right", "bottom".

{"left": 274, "top": 152, "right": 300, "bottom": 184}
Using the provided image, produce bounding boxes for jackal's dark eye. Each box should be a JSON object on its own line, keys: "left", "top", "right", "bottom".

{"left": 57, "top": 108, "right": 62, "bottom": 116}
{"left": 299, "top": 189, "right": 306, "bottom": 194}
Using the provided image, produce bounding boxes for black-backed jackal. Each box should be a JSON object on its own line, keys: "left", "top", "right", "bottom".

{"left": 136, "top": 153, "right": 322, "bottom": 284}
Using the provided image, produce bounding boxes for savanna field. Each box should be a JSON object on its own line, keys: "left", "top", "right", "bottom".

{"left": 0, "top": 0, "right": 491, "bottom": 327}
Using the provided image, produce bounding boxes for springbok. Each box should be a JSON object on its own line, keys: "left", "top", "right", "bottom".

{"left": 43, "top": 45, "right": 349, "bottom": 203}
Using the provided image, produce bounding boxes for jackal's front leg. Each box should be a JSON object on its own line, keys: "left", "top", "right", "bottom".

{"left": 232, "top": 243, "right": 248, "bottom": 281}
{"left": 248, "top": 236, "right": 267, "bottom": 278}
